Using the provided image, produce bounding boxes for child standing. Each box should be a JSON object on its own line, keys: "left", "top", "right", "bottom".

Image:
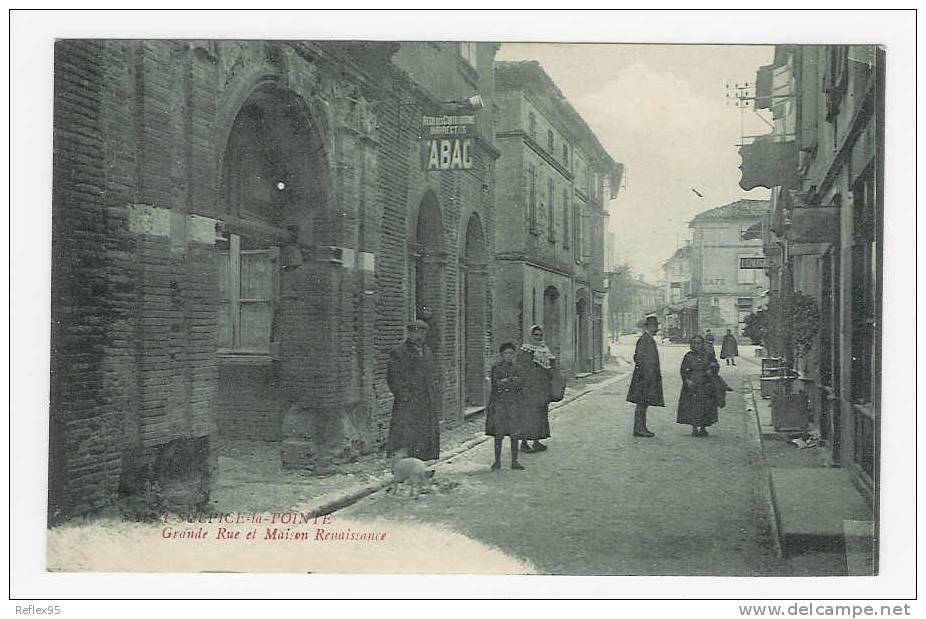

{"left": 486, "top": 342, "right": 526, "bottom": 470}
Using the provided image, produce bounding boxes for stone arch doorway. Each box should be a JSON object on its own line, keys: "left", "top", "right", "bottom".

{"left": 410, "top": 190, "right": 446, "bottom": 361}
{"left": 462, "top": 214, "right": 488, "bottom": 408}
{"left": 219, "top": 83, "right": 328, "bottom": 360}
{"left": 218, "top": 83, "right": 333, "bottom": 468}
{"left": 543, "top": 286, "right": 561, "bottom": 358}
{"left": 576, "top": 289, "right": 591, "bottom": 373}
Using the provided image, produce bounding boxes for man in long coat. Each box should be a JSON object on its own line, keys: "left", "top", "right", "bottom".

{"left": 625, "top": 315, "right": 664, "bottom": 437}
{"left": 386, "top": 319, "right": 441, "bottom": 461}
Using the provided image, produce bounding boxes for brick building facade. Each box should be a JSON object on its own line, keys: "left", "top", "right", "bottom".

{"left": 50, "top": 40, "right": 499, "bottom": 520}
{"left": 493, "top": 61, "right": 622, "bottom": 376}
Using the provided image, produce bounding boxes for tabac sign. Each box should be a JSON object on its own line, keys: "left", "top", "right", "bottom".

{"left": 421, "top": 114, "right": 476, "bottom": 171}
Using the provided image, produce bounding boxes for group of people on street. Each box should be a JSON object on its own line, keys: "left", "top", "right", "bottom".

{"left": 627, "top": 316, "right": 734, "bottom": 438}
{"left": 383, "top": 314, "right": 738, "bottom": 473}
{"left": 385, "top": 320, "right": 559, "bottom": 472}
{"left": 484, "top": 325, "right": 559, "bottom": 470}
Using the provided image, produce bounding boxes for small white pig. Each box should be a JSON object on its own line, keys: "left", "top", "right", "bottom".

{"left": 389, "top": 450, "right": 435, "bottom": 498}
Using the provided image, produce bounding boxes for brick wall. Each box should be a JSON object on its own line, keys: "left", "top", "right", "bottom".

{"left": 50, "top": 41, "right": 119, "bottom": 519}
{"left": 51, "top": 41, "right": 500, "bottom": 517}
{"left": 371, "top": 54, "right": 497, "bottom": 431}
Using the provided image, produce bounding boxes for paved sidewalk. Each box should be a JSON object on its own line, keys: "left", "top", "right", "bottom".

{"left": 210, "top": 361, "right": 632, "bottom": 518}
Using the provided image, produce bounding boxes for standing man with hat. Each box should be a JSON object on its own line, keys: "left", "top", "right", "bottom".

{"left": 625, "top": 315, "right": 665, "bottom": 437}
{"left": 386, "top": 319, "right": 441, "bottom": 461}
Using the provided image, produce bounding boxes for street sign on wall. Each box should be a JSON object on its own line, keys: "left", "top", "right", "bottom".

{"left": 421, "top": 114, "right": 476, "bottom": 171}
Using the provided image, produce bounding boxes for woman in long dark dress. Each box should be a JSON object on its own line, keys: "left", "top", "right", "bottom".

{"left": 485, "top": 342, "right": 526, "bottom": 470}
{"left": 677, "top": 335, "right": 720, "bottom": 437}
{"left": 516, "top": 325, "right": 555, "bottom": 453}
{"left": 720, "top": 329, "right": 739, "bottom": 366}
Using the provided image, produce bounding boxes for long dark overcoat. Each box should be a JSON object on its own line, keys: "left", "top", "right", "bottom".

{"left": 485, "top": 361, "right": 527, "bottom": 438}
{"left": 626, "top": 332, "right": 665, "bottom": 407}
{"left": 720, "top": 334, "right": 739, "bottom": 359}
{"left": 676, "top": 350, "right": 719, "bottom": 427}
{"left": 515, "top": 349, "right": 552, "bottom": 440}
{"left": 386, "top": 341, "right": 441, "bottom": 460}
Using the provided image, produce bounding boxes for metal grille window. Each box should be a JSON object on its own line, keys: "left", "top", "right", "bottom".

{"left": 547, "top": 128, "right": 555, "bottom": 153}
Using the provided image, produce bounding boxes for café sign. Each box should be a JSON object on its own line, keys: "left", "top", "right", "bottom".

{"left": 421, "top": 114, "right": 476, "bottom": 171}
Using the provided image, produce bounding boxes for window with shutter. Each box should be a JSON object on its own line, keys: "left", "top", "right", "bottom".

{"left": 573, "top": 202, "right": 581, "bottom": 259}
{"left": 582, "top": 209, "right": 592, "bottom": 261}
{"left": 528, "top": 165, "right": 538, "bottom": 234}
{"left": 217, "top": 233, "right": 279, "bottom": 356}
{"left": 562, "top": 189, "right": 570, "bottom": 248}
{"left": 547, "top": 179, "right": 556, "bottom": 242}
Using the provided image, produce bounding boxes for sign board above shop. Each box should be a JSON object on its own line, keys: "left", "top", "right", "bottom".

{"left": 422, "top": 114, "right": 476, "bottom": 136}
{"left": 739, "top": 256, "right": 767, "bottom": 269}
{"left": 421, "top": 114, "right": 476, "bottom": 171}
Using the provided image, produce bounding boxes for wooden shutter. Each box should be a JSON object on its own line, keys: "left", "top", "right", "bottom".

{"left": 217, "top": 249, "right": 234, "bottom": 350}
{"left": 237, "top": 247, "right": 278, "bottom": 353}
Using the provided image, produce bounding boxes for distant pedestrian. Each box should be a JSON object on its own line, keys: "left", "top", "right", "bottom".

{"left": 677, "top": 335, "right": 720, "bottom": 437}
{"left": 486, "top": 342, "right": 526, "bottom": 470}
{"left": 626, "top": 315, "right": 664, "bottom": 437}
{"left": 720, "top": 329, "right": 739, "bottom": 366}
{"left": 386, "top": 320, "right": 441, "bottom": 461}
{"left": 704, "top": 329, "right": 716, "bottom": 356}
{"left": 516, "top": 325, "right": 555, "bottom": 453}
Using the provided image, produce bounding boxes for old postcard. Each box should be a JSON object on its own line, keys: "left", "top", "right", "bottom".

{"left": 9, "top": 9, "right": 917, "bottom": 603}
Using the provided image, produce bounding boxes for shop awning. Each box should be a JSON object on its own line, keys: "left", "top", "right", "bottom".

{"left": 788, "top": 207, "right": 839, "bottom": 243}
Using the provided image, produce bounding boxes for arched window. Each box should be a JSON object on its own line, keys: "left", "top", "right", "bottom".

{"left": 219, "top": 86, "right": 323, "bottom": 356}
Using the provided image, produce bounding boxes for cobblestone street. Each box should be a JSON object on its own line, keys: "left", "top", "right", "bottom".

{"left": 340, "top": 342, "right": 785, "bottom": 575}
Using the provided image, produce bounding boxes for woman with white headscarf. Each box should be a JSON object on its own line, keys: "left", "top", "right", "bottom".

{"left": 515, "top": 324, "right": 555, "bottom": 453}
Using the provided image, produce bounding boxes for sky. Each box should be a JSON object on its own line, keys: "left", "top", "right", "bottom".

{"left": 496, "top": 43, "right": 775, "bottom": 283}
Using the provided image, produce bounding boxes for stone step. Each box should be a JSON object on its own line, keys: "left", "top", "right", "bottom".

{"left": 463, "top": 406, "right": 485, "bottom": 421}
{"left": 769, "top": 467, "right": 874, "bottom": 564}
